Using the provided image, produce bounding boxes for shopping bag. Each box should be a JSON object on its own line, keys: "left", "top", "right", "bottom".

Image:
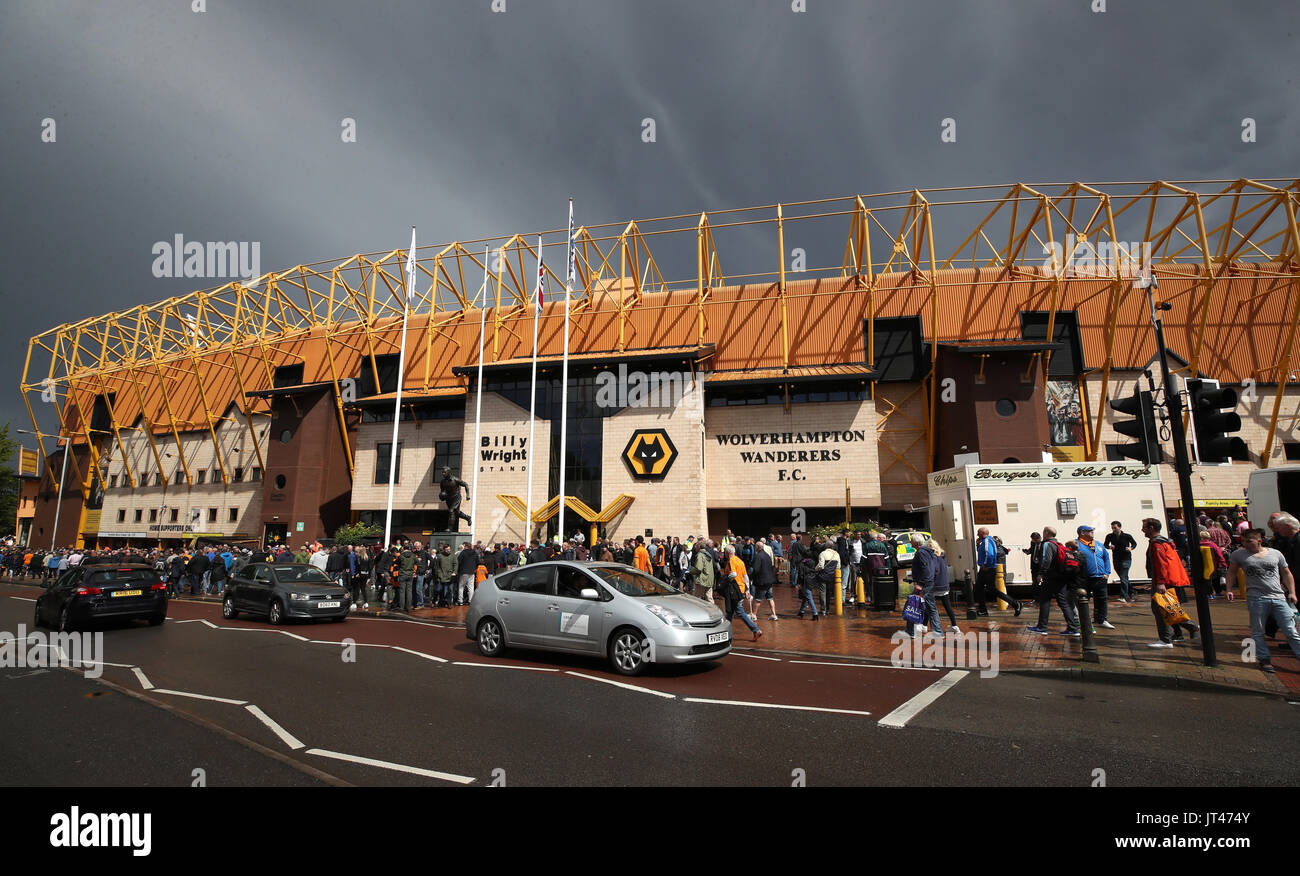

{"left": 902, "top": 593, "right": 926, "bottom": 624}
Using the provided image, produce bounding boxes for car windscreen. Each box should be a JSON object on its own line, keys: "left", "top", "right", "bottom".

{"left": 273, "top": 566, "right": 334, "bottom": 584}
{"left": 86, "top": 569, "right": 161, "bottom": 585}
{"left": 589, "top": 566, "right": 679, "bottom": 597}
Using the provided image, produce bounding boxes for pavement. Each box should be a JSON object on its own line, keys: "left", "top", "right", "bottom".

{"left": 7, "top": 572, "right": 1297, "bottom": 698}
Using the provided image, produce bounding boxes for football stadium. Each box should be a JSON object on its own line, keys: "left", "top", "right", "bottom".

{"left": 17, "top": 179, "right": 1300, "bottom": 549}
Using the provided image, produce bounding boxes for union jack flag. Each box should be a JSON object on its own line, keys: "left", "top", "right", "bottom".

{"left": 534, "top": 241, "right": 546, "bottom": 313}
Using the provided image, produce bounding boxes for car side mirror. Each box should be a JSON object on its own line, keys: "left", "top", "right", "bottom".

{"left": 579, "top": 588, "right": 600, "bottom": 600}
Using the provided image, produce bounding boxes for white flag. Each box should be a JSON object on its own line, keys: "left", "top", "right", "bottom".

{"left": 405, "top": 226, "right": 418, "bottom": 303}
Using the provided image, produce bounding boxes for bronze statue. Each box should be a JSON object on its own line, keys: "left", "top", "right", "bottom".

{"left": 439, "top": 466, "right": 471, "bottom": 531}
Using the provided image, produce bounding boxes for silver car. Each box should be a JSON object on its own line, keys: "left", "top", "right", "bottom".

{"left": 465, "top": 561, "right": 731, "bottom": 676}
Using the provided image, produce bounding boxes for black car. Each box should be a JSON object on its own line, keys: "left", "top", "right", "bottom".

{"left": 223, "top": 562, "right": 351, "bottom": 624}
{"left": 34, "top": 564, "right": 168, "bottom": 631}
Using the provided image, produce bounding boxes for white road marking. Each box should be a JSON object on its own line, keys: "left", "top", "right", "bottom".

{"left": 564, "top": 671, "right": 676, "bottom": 698}
{"left": 169, "top": 618, "right": 204, "bottom": 624}
{"left": 729, "top": 652, "right": 781, "bottom": 661}
{"left": 391, "top": 646, "right": 449, "bottom": 663}
{"left": 8, "top": 596, "right": 36, "bottom": 602}
{"left": 151, "top": 688, "right": 248, "bottom": 705}
{"left": 877, "top": 669, "right": 970, "bottom": 729}
{"left": 276, "top": 631, "right": 309, "bottom": 642}
{"left": 304, "top": 748, "right": 475, "bottom": 784}
{"left": 130, "top": 667, "right": 154, "bottom": 689}
{"left": 78, "top": 660, "right": 135, "bottom": 669}
{"left": 452, "top": 662, "right": 558, "bottom": 672}
{"left": 682, "top": 697, "right": 872, "bottom": 717}
{"left": 245, "top": 704, "right": 306, "bottom": 750}
{"left": 789, "top": 659, "right": 938, "bottom": 671}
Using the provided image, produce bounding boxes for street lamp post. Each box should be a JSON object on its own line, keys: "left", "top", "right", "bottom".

{"left": 17, "top": 429, "right": 72, "bottom": 552}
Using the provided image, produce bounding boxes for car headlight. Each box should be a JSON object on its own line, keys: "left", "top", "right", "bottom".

{"left": 645, "top": 604, "right": 687, "bottom": 628}
{"left": 290, "top": 592, "right": 310, "bottom": 601}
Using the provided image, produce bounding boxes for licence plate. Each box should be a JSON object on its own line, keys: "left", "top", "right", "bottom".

{"left": 111, "top": 590, "right": 142, "bottom": 598}
{"left": 317, "top": 601, "right": 341, "bottom": 609}
{"left": 707, "top": 631, "right": 730, "bottom": 645}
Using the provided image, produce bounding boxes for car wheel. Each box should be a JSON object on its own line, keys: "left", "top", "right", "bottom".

{"left": 268, "top": 599, "right": 283, "bottom": 625}
{"left": 609, "top": 627, "right": 649, "bottom": 676}
{"left": 58, "top": 605, "right": 73, "bottom": 633}
{"left": 476, "top": 617, "right": 505, "bottom": 657}
{"left": 32, "top": 602, "right": 43, "bottom": 629}
{"left": 148, "top": 614, "right": 164, "bottom": 626}
{"left": 222, "top": 597, "right": 238, "bottom": 620}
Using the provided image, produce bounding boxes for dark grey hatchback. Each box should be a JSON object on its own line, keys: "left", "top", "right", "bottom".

{"left": 222, "top": 563, "right": 351, "bottom": 624}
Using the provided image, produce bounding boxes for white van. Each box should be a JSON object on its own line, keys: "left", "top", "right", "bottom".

{"left": 1246, "top": 465, "right": 1300, "bottom": 528}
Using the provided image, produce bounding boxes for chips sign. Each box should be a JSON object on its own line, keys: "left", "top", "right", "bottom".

{"left": 622, "top": 429, "right": 677, "bottom": 479}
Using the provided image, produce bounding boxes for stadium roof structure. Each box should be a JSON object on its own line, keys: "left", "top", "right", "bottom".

{"left": 21, "top": 179, "right": 1300, "bottom": 495}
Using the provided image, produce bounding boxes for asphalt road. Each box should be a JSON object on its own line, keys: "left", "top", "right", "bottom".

{"left": 3, "top": 585, "right": 1297, "bottom": 787}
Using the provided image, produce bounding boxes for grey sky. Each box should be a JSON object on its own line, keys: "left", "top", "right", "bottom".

{"left": 2, "top": 0, "right": 1296, "bottom": 440}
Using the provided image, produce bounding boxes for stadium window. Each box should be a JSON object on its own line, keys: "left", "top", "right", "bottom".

{"left": 208, "top": 508, "right": 218, "bottom": 522}
{"left": 149, "top": 509, "right": 158, "bottom": 522}
{"left": 1020, "top": 310, "right": 1085, "bottom": 376}
{"left": 109, "top": 474, "right": 118, "bottom": 488}
{"left": 868, "top": 315, "right": 925, "bottom": 382}
{"left": 117, "top": 509, "right": 126, "bottom": 523}
{"left": 1284, "top": 442, "right": 1300, "bottom": 462}
{"left": 233, "top": 467, "right": 244, "bottom": 482}
{"left": 212, "top": 469, "right": 220, "bottom": 483}
{"left": 170, "top": 508, "right": 179, "bottom": 522}
{"left": 273, "top": 363, "right": 305, "bottom": 388}
{"left": 229, "top": 508, "right": 238, "bottom": 523}
{"left": 154, "top": 473, "right": 162, "bottom": 487}
{"left": 134, "top": 509, "right": 143, "bottom": 523}
{"left": 251, "top": 467, "right": 261, "bottom": 482}
{"left": 197, "top": 470, "right": 206, "bottom": 484}
{"left": 375, "top": 442, "right": 402, "bottom": 484}
{"left": 174, "top": 471, "right": 184, "bottom": 485}
{"left": 433, "top": 441, "right": 462, "bottom": 481}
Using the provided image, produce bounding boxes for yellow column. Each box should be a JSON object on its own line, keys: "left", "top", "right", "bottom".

{"left": 995, "top": 563, "right": 1009, "bottom": 611}
{"left": 832, "top": 567, "right": 843, "bottom": 616}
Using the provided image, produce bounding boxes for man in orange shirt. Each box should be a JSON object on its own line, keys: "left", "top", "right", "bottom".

{"left": 633, "top": 536, "right": 652, "bottom": 573}
{"left": 722, "top": 545, "right": 762, "bottom": 640}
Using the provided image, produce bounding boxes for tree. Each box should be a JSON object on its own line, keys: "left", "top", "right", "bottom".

{"left": 333, "top": 521, "right": 381, "bottom": 545}
{"left": 0, "top": 425, "right": 20, "bottom": 538}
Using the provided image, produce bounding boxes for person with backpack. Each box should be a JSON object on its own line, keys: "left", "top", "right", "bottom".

{"left": 1142, "top": 517, "right": 1199, "bottom": 648}
{"left": 1075, "top": 525, "right": 1114, "bottom": 629}
{"left": 1026, "top": 526, "right": 1080, "bottom": 636}
{"left": 975, "top": 527, "right": 1023, "bottom": 617}
{"left": 1198, "top": 528, "right": 1230, "bottom": 600}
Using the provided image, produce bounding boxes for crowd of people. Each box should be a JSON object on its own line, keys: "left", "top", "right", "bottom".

{"left": 2, "top": 506, "right": 1295, "bottom": 670}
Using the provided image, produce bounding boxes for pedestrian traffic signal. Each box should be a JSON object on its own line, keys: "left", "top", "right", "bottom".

{"left": 1187, "top": 378, "right": 1249, "bottom": 463}
{"left": 1110, "top": 389, "right": 1164, "bottom": 464}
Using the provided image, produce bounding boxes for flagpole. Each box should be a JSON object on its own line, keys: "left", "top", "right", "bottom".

{"left": 470, "top": 246, "right": 488, "bottom": 539}
{"left": 383, "top": 226, "right": 416, "bottom": 550}
{"left": 558, "top": 199, "right": 573, "bottom": 547}
{"left": 525, "top": 235, "right": 541, "bottom": 546}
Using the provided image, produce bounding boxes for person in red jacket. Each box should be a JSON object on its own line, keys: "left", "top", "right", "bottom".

{"left": 1142, "top": 518, "right": 1198, "bottom": 648}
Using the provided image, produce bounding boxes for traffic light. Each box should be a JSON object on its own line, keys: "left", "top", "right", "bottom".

{"left": 1110, "top": 389, "right": 1164, "bottom": 464}
{"left": 1187, "top": 378, "right": 1249, "bottom": 463}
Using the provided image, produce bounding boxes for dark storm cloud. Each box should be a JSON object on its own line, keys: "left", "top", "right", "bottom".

{"left": 2, "top": 0, "right": 1296, "bottom": 436}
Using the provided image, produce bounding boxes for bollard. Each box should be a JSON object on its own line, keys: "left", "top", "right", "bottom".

{"left": 1073, "top": 585, "right": 1099, "bottom": 663}
{"left": 856, "top": 573, "right": 866, "bottom": 607}
{"left": 995, "top": 562, "right": 1009, "bottom": 612}
{"left": 832, "top": 567, "right": 843, "bottom": 616}
{"left": 964, "top": 570, "right": 979, "bottom": 620}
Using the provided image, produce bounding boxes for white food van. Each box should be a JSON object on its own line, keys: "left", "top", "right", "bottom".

{"left": 924, "top": 462, "right": 1167, "bottom": 592}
